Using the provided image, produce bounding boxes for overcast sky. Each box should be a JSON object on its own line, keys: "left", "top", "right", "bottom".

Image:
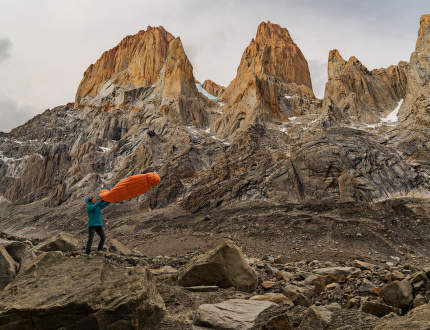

{"left": 0, "top": 0, "right": 428, "bottom": 132}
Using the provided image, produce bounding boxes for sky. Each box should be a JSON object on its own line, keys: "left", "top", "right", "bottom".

{"left": 0, "top": 0, "right": 428, "bottom": 132}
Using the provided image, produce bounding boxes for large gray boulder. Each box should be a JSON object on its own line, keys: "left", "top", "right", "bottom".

{"left": 374, "top": 303, "right": 430, "bottom": 329}
{"left": 194, "top": 299, "right": 290, "bottom": 329}
{"left": 4, "top": 240, "right": 34, "bottom": 264}
{"left": 0, "top": 251, "right": 165, "bottom": 329}
{"left": 34, "top": 232, "right": 79, "bottom": 252}
{"left": 178, "top": 240, "right": 258, "bottom": 292}
{"left": 380, "top": 280, "right": 413, "bottom": 309}
{"left": 0, "top": 246, "right": 17, "bottom": 290}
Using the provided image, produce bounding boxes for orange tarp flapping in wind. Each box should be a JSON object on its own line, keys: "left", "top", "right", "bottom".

{"left": 99, "top": 173, "right": 161, "bottom": 202}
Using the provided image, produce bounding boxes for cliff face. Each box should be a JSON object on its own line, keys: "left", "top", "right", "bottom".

{"left": 214, "top": 21, "right": 318, "bottom": 137}
{"left": 75, "top": 26, "right": 174, "bottom": 106}
{"left": 323, "top": 50, "right": 408, "bottom": 123}
{"left": 202, "top": 80, "right": 225, "bottom": 98}
{"left": 405, "top": 14, "right": 430, "bottom": 103}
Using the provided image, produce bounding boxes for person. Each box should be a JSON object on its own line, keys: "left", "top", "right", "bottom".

{"left": 85, "top": 196, "right": 110, "bottom": 258}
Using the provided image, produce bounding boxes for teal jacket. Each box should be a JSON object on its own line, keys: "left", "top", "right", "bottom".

{"left": 85, "top": 197, "right": 110, "bottom": 227}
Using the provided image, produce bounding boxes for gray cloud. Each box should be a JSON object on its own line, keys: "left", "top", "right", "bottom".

{"left": 308, "top": 60, "right": 328, "bottom": 99}
{"left": 0, "top": 93, "right": 38, "bottom": 133}
{"left": 0, "top": 38, "right": 12, "bottom": 62}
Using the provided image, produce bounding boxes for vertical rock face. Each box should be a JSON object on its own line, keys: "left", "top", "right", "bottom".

{"left": 405, "top": 14, "right": 430, "bottom": 102}
{"left": 202, "top": 80, "right": 226, "bottom": 98}
{"left": 75, "top": 26, "right": 174, "bottom": 106}
{"left": 323, "top": 49, "right": 407, "bottom": 123}
{"left": 155, "top": 37, "right": 208, "bottom": 127}
{"left": 215, "top": 21, "right": 317, "bottom": 137}
{"left": 157, "top": 37, "right": 198, "bottom": 99}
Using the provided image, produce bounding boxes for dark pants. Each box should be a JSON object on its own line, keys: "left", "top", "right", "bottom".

{"left": 86, "top": 226, "right": 105, "bottom": 255}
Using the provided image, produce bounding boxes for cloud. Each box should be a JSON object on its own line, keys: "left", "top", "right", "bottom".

{"left": 0, "top": 38, "right": 12, "bottom": 62}
{"left": 0, "top": 93, "right": 38, "bottom": 133}
{"left": 308, "top": 59, "right": 328, "bottom": 99}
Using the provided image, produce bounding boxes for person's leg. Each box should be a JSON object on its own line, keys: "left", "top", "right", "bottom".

{"left": 95, "top": 226, "right": 106, "bottom": 252}
{"left": 86, "top": 227, "right": 96, "bottom": 255}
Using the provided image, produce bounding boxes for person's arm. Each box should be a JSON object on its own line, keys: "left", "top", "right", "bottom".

{"left": 98, "top": 200, "right": 110, "bottom": 209}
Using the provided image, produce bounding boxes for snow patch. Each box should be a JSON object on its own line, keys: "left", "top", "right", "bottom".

{"left": 196, "top": 83, "right": 220, "bottom": 102}
{"left": 284, "top": 95, "right": 293, "bottom": 99}
{"left": 381, "top": 99, "right": 403, "bottom": 123}
{"left": 99, "top": 147, "right": 111, "bottom": 153}
{"left": 288, "top": 116, "right": 297, "bottom": 121}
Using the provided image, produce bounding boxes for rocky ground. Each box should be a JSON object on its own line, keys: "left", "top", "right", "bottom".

{"left": 2, "top": 231, "right": 430, "bottom": 329}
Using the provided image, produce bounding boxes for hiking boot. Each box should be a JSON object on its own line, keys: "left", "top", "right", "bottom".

{"left": 87, "top": 254, "right": 93, "bottom": 259}
{"left": 97, "top": 250, "right": 104, "bottom": 256}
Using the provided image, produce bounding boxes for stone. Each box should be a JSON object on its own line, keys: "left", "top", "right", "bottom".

{"left": 185, "top": 286, "right": 219, "bottom": 292}
{"left": 278, "top": 270, "right": 293, "bottom": 281}
{"left": 250, "top": 293, "right": 293, "bottom": 306}
{"left": 260, "top": 313, "right": 293, "bottom": 330}
{"left": 34, "top": 232, "right": 79, "bottom": 252}
{"left": 391, "top": 270, "right": 405, "bottom": 281}
{"left": 380, "top": 280, "right": 413, "bottom": 308}
{"left": 412, "top": 294, "right": 427, "bottom": 309}
{"left": 0, "top": 252, "right": 165, "bottom": 328}
{"left": 353, "top": 260, "right": 376, "bottom": 270}
{"left": 361, "top": 300, "right": 401, "bottom": 317}
{"left": 282, "top": 285, "right": 311, "bottom": 307}
{"left": 4, "top": 240, "right": 34, "bottom": 264}
{"left": 374, "top": 303, "right": 430, "bottom": 329}
{"left": 0, "top": 246, "right": 18, "bottom": 290}
{"left": 108, "top": 238, "right": 133, "bottom": 255}
{"left": 408, "top": 271, "right": 428, "bottom": 284}
{"left": 261, "top": 281, "right": 277, "bottom": 289}
{"left": 298, "top": 305, "right": 332, "bottom": 330}
{"left": 314, "top": 266, "right": 360, "bottom": 276}
{"left": 194, "top": 299, "right": 280, "bottom": 329}
{"left": 359, "top": 278, "right": 376, "bottom": 294}
{"left": 150, "top": 265, "right": 178, "bottom": 275}
{"left": 178, "top": 240, "right": 258, "bottom": 292}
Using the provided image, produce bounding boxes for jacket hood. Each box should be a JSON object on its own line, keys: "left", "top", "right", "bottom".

{"left": 85, "top": 197, "right": 92, "bottom": 204}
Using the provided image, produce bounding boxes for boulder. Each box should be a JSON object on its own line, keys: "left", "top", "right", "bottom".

{"left": 4, "top": 240, "right": 34, "bottom": 264}
{"left": 35, "top": 232, "right": 79, "bottom": 252}
{"left": 361, "top": 300, "right": 401, "bottom": 317}
{"left": 298, "top": 305, "right": 332, "bottom": 329}
{"left": 178, "top": 240, "right": 258, "bottom": 292}
{"left": 250, "top": 293, "right": 293, "bottom": 306}
{"left": 374, "top": 303, "right": 430, "bottom": 329}
{"left": 282, "top": 285, "right": 311, "bottom": 307}
{"left": 0, "top": 251, "right": 165, "bottom": 329}
{"left": 380, "top": 280, "right": 413, "bottom": 309}
{"left": 194, "top": 299, "right": 284, "bottom": 329}
{"left": 0, "top": 246, "right": 17, "bottom": 290}
{"left": 108, "top": 238, "right": 133, "bottom": 255}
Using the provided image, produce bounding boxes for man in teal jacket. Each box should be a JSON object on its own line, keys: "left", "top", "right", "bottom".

{"left": 85, "top": 196, "right": 110, "bottom": 257}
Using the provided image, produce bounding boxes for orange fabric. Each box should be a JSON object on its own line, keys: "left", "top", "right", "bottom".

{"left": 99, "top": 173, "right": 161, "bottom": 202}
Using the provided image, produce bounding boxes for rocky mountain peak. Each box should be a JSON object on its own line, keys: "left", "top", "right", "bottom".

{"left": 202, "top": 80, "right": 225, "bottom": 98}
{"left": 215, "top": 21, "right": 317, "bottom": 137}
{"left": 75, "top": 25, "right": 174, "bottom": 107}
{"left": 417, "top": 14, "right": 430, "bottom": 52}
{"left": 328, "top": 49, "right": 346, "bottom": 78}
{"left": 255, "top": 21, "right": 293, "bottom": 45}
{"left": 158, "top": 37, "right": 198, "bottom": 98}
